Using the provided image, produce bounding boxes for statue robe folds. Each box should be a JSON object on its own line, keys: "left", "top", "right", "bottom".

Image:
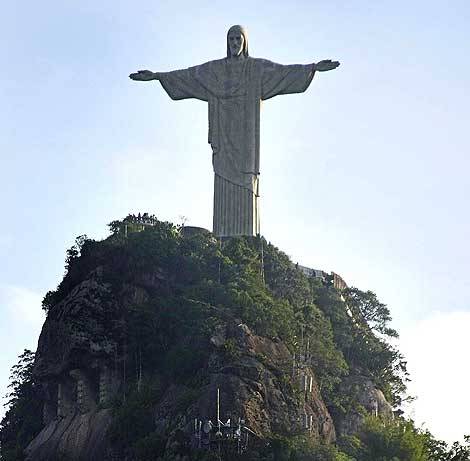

{"left": 158, "top": 57, "right": 315, "bottom": 237}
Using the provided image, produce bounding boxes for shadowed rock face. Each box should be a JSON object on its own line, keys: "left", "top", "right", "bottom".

{"left": 26, "top": 268, "right": 336, "bottom": 460}
{"left": 155, "top": 323, "right": 336, "bottom": 452}
{"left": 25, "top": 225, "right": 401, "bottom": 460}
{"left": 26, "top": 275, "right": 123, "bottom": 460}
{"left": 26, "top": 410, "right": 113, "bottom": 461}
{"left": 33, "top": 276, "right": 121, "bottom": 381}
{"left": 336, "top": 375, "right": 394, "bottom": 437}
{"left": 205, "top": 323, "right": 336, "bottom": 442}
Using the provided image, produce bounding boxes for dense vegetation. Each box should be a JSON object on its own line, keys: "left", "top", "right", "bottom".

{"left": 0, "top": 350, "right": 43, "bottom": 461}
{"left": 1, "top": 215, "right": 468, "bottom": 460}
{"left": 42, "top": 218, "right": 407, "bottom": 408}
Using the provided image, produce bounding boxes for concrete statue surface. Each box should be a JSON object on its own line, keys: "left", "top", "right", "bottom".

{"left": 130, "top": 25, "right": 339, "bottom": 237}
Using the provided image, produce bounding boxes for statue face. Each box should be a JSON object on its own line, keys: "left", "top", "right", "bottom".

{"left": 227, "top": 29, "right": 245, "bottom": 57}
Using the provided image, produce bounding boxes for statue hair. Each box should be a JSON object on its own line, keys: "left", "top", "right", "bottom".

{"left": 226, "top": 25, "right": 249, "bottom": 57}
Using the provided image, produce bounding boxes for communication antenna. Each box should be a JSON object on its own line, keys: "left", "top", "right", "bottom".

{"left": 193, "top": 388, "right": 255, "bottom": 455}
{"left": 216, "top": 388, "right": 222, "bottom": 436}
{"left": 218, "top": 237, "right": 222, "bottom": 283}
{"left": 194, "top": 418, "right": 203, "bottom": 448}
{"left": 259, "top": 236, "right": 265, "bottom": 284}
{"left": 303, "top": 413, "right": 309, "bottom": 429}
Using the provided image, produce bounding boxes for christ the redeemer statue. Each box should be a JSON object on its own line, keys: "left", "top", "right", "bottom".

{"left": 130, "top": 25, "right": 339, "bottom": 237}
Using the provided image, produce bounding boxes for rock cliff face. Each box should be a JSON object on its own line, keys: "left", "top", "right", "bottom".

{"left": 27, "top": 273, "right": 335, "bottom": 460}
{"left": 25, "top": 410, "right": 113, "bottom": 461}
{"left": 26, "top": 274, "right": 122, "bottom": 460}
{"left": 336, "top": 375, "right": 394, "bottom": 437}
{"left": 25, "top": 226, "right": 395, "bottom": 460}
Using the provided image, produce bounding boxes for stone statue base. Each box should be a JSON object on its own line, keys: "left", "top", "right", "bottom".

{"left": 213, "top": 174, "right": 259, "bottom": 237}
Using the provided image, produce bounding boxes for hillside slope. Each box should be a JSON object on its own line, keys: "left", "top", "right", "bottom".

{"left": 3, "top": 217, "right": 410, "bottom": 460}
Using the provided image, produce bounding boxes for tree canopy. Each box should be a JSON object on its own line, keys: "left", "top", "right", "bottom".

{"left": 4, "top": 215, "right": 465, "bottom": 460}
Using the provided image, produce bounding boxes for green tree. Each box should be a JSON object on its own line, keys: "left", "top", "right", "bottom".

{"left": 42, "top": 234, "right": 92, "bottom": 312}
{"left": 0, "top": 350, "right": 43, "bottom": 461}
{"left": 422, "top": 430, "right": 450, "bottom": 461}
{"left": 345, "top": 287, "right": 398, "bottom": 338}
{"left": 261, "top": 435, "right": 355, "bottom": 460}
{"left": 301, "top": 303, "right": 348, "bottom": 403}
{"left": 317, "top": 285, "right": 408, "bottom": 407}
{"left": 446, "top": 436, "right": 470, "bottom": 461}
{"left": 27, "top": 215, "right": 436, "bottom": 459}
{"left": 343, "top": 417, "right": 428, "bottom": 461}
{"left": 421, "top": 431, "right": 470, "bottom": 461}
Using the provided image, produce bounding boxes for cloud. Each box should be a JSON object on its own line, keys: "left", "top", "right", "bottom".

{"left": 399, "top": 311, "right": 470, "bottom": 444}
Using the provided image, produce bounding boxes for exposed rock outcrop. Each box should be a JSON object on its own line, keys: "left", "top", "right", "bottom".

{"left": 26, "top": 275, "right": 122, "bottom": 460}
{"left": 202, "top": 323, "right": 335, "bottom": 442}
{"left": 33, "top": 277, "right": 120, "bottom": 381}
{"left": 26, "top": 409, "right": 113, "bottom": 461}
{"left": 23, "top": 226, "right": 397, "bottom": 460}
{"left": 27, "top": 272, "right": 336, "bottom": 460}
{"left": 337, "top": 374, "right": 394, "bottom": 437}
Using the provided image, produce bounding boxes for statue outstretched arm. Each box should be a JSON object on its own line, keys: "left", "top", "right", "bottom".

{"left": 313, "top": 60, "right": 340, "bottom": 72}
{"left": 130, "top": 65, "right": 209, "bottom": 101}
{"left": 129, "top": 70, "right": 162, "bottom": 81}
{"left": 261, "top": 58, "right": 340, "bottom": 100}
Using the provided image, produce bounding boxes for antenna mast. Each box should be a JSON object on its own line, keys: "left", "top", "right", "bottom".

{"left": 217, "top": 388, "right": 221, "bottom": 435}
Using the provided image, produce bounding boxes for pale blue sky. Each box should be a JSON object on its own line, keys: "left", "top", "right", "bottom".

{"left": 1, "top": 0, "right": 469, "bottom": 443}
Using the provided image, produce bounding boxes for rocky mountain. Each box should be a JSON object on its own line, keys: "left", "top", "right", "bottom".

{"left": 3, "top": 218, "right": 403, "bottom": 461}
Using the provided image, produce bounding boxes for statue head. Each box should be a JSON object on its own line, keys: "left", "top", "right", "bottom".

{"left": 226, "top": 25, "right": 249, "bottom": 58}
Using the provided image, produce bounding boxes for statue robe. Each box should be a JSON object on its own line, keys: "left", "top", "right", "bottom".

{"left": 158, "top": 57, "right": 315, "bottom": 237}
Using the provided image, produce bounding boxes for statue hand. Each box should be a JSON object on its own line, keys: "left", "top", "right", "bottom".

{"left": 129, "top": 70, "right": 158, "bottom": 81}
{"left": 314, "top": 60, "right": 340, "bottom": 72}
